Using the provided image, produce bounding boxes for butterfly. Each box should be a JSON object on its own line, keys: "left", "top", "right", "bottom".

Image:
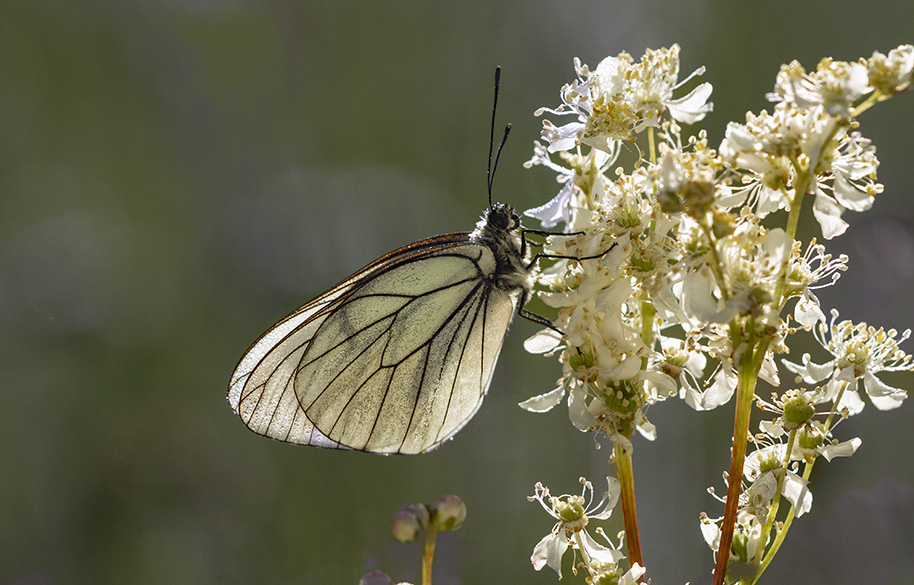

{"left": 228, "top": 68, "right": 559, "bottom": 454}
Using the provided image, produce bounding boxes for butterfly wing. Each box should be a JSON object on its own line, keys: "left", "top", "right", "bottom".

{"left": 228, "top": 233, "right": 520, "bottom": 454}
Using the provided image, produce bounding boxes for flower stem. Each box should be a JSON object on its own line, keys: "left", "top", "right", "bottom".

{"left": 648, "top": 126, "right": 657, "bottom": 165}
{"left": 614, "top": 440, "right": 644, "bottom": 574}
{"left": 422, "top": 524, "right": 437, "bottom": 585}
{"left": 751, "top": 428, "right": 797, "bottom": 570}
{"left": 754, "top": 381, "right": 849, "bottom": 583}
{"left": 753, "top": 456, "right": 814, "bottom": 583}
{"left": 712, "top": 334, "right": 769, "bottom": 585}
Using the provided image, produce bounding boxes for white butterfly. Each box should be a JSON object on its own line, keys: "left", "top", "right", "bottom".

{"left": 227, "top": 68, "right": 557, "bottom": 454}
{"left": 227, "top": 202, "right": 535, "bottom": 454}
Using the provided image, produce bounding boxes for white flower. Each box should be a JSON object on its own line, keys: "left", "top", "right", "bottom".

{"left": 682, "top": 224, "right": 792, "bottom": 326}
{"left": 699, "top": 510, "right": 764, "bottom": 565}
{"left": 681, "top": 359, "right": 737, "bottom": 411}
{"left": 744, "top": 444, "right": 813, "bottom": 517}
{"left": 769, "top": 58, "right": 871, "bottom": 118}
{"left": 533, "top": 56, "right": 628, "bottom": 155}
{"left": 782, "top": 310, "right": 912, "bottom": 413}
{"left": 528, "top": 477, "right": 624, "bottom": 579}
{"left": 625, "top": 44, "right": 714, "bottom": 127}
{"left": 719, "top": 104, "right": 807, "bottom": 188}
{"left": 811, "top": 130, "right": 882, "bottom": 239}
{"left": 787, "top": 239, "right": 848, "bottom": 298}
{"left": 531, "top": 46, "right": 712, "bottom": 161}
{"left": 866, "top": 44, "right": 914, "bottom": 95}
{"left": 589, "top": 561, "right": 646, "bottom": 585}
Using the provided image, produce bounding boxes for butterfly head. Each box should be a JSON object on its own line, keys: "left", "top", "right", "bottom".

{"left": 484, "top": 203, "right": 522, "bottom": 233}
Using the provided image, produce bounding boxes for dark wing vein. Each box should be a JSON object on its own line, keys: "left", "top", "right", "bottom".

{"left": 437, "top": 281, "right": 491, "bottom": 445}
{"left": 369, "top": 279, "right": 487, "bottom": 452}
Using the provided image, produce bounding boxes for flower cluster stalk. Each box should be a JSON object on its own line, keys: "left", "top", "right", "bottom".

{"left": 713, "top": 336, "right": 770, "bottom": 585}
{"left": 614, "top": 440, "right": 643, "bottom": 569}
{"left": 421, "top": 524, "right": 437, "bottom": 585}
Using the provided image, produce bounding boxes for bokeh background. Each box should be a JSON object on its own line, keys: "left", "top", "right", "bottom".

{"left": 2, "top": 1, "right": 913, "bottom": 584}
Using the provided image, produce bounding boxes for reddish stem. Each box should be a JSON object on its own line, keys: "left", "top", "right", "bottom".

{"left": 614, "top": 441, "right": 644, "bottom": 576}
{"left": 711, "top": 341, "right": 765, "bottom": 585}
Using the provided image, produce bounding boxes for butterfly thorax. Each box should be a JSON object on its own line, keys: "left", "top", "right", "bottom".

{"left": 471, "top": 203, "right": 534, "bottom": 297}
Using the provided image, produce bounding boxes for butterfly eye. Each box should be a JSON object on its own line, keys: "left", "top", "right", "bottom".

{"left": 489, "top": 207, "right": 512, "bottom": 230}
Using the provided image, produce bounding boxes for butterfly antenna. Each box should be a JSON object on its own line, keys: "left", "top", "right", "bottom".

{"left": 487, "top": 67, "right": 512, "bottom": 207}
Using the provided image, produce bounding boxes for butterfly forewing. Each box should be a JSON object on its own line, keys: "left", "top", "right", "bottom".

{"left": 229, "top": 231, "right": 521, "bottom": 454}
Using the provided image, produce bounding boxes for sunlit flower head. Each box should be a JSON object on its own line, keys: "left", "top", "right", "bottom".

{"left": 624, "top": 44, "right": 714, "bottom": 127}
{"left": 532, "top": 46, "right": 712, "bottom": 160}
{"left": 528, "top": 477, "right": 624, "bottom": 579}
{"left": 682, "top": 223, "right": 791, "bottom": 326}
{"left": 782, "top": 309, "right": 913, "bottom": 413}
{"left": 866, "top": 44, "right": 914, "bottom": 96}
{"left": 768, "top": 58, "right": 871, "bottom": 118}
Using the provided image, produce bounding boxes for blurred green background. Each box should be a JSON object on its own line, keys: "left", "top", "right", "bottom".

{"left": 2, "top": 1, "right": 913, "bottom": 584}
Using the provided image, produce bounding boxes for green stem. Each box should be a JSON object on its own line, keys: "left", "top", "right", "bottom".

{"left": 615, "top": 440, "right": 644, "bottom": 573}
{"left": 640, "top": 298, "right": 657, "bottom": 367}
{"left": 851, "top": 89, "right": 884, "bottom": 118}
{"left": 754, "top": 381, "right": 850, "bottom": 582}
{"left": 712, "top": 332, "right": 770, "bottom": 585}
{"left": 750, "top": 427, "right": 798, "bottom": 571}
{"left": 422, "top": 524, "right": 438, "bottom": 585}
{"left": 753, "top": 457, "right": 813, "bottom": 583}
{"left": 648, "top": 126, "right": 657, "bottom": 165}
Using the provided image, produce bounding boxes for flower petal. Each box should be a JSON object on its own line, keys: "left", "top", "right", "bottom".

{"left": 577, "top": 528, "right": 624, "bottom": 564}
{"left": 864, "top": 371, "right": 908, "bottom": 409}
{"left": 812, "top": 189, "right": 849, "bottom": 239}
{"left": 569, "top": 385, "right": 598, "bottom": 430}
{"left": 531, "top": 532, "right": 567, "bottom": 577}
{"left": 667, "top": 81, "right": 714, "bottom": 124}
{"left": 525, "top": 182, "right": 576, "bottom": 228}
{"left": 794, "top": 290, "right": 826, "bottom": 328}
{"left": 782, "top": 470, "right": 813, "bottom": 517}
{"left": 524, "top": 328, "right": 563, "bottom": 354}
{"left": 519, "top": 385, "right": 566, "bottom": 413}
{"left": 822, "top": 437, "right": 861, "bottom": 461}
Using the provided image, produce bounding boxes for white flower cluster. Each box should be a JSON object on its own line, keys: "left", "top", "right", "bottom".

{"left": 522, "top": 45, "right": 914, "bottom": 566}
{"left": 523, "top": 44, "right": 912, "bottom": 429}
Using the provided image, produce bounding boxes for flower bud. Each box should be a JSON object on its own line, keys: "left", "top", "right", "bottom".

{"left": 782, "top": 393, "right": 815, "bottom": 430}
{"left": 391, "top": 503, "right": 429, "bottom": 542}
{"left": 431, "top": 495, "right": 466, "bottom": 532}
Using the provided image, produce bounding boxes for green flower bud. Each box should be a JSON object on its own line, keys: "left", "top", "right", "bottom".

{"left": 783, "top": 393, "right": 815, "bottom": 430}
{"left": 431, "top": 494, "right": 466, "bottom": 532}
{"left": 391, "top": 503, "right": 429, "bottom": 542}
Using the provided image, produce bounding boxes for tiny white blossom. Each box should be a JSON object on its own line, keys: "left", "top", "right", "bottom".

{"left": 812, "top": 130, "right": 882, "bottom": 239}
{"left": 528, "top": 477, "right": 624, "bottom": 579}
{"left": 866, "top": 44, "right": 914, "bottom": 95}
{"left": 769, "top": 58, "right": 871, "bottom": 118}
{"left": 782, "top": 310, "right": 913, "bottom": 412}
{"left": 744, "top": 444, "right": 813, "bottom": 516}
